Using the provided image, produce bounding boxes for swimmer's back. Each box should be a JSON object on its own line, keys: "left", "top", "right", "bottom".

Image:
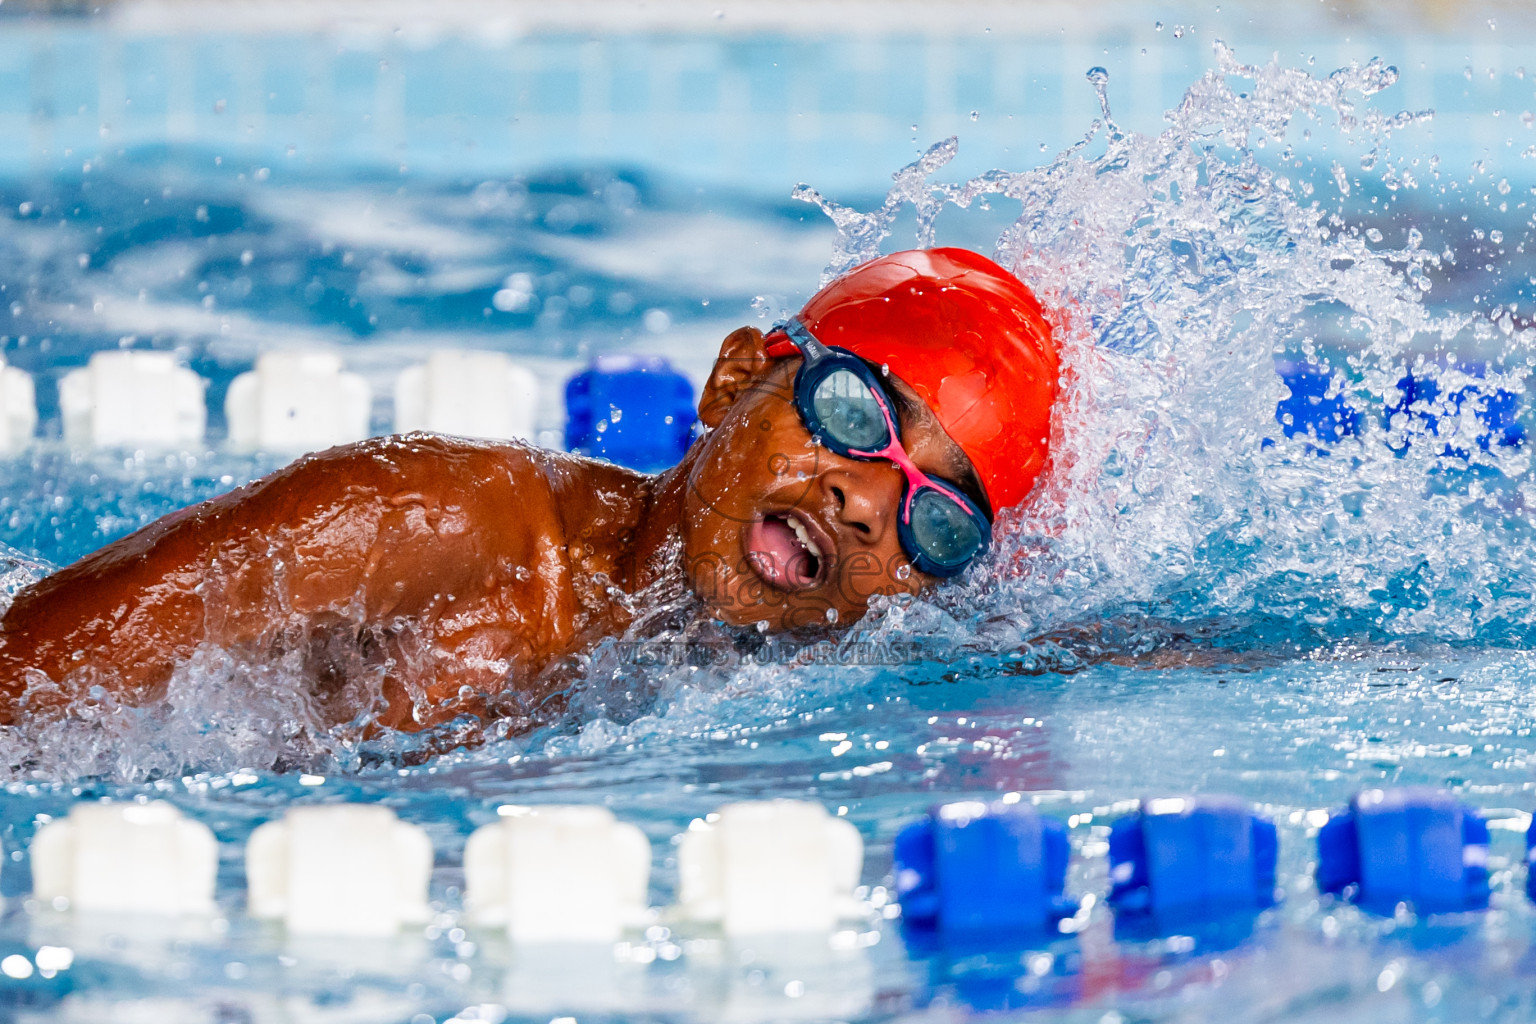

{"left": 0, "top": 434, "right": 649, "bottom": 728}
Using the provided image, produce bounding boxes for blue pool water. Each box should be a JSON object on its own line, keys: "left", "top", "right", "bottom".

{"left": 6, "top": 15, "right": 1536, "bottom": 1023}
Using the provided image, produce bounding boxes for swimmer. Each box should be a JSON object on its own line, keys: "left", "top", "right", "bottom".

{"left": 0, "top": 248, "right": 1059, "bottom": 733}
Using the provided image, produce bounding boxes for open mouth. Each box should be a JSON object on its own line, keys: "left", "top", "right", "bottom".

{"left": 745, "top": 513, "right": 829, "bottom": 592}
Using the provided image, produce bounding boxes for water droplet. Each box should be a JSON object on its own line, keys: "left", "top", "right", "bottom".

{"left": 825, "top": 607, "right": 839, "bottom": 623}
{"left": 895, "top": 564, "right": 912, "bottom": 580}
{"left": 1086, "top": 67, "right": 1109, "bottom": 86}
{"left": 1154, "top": 20, "right": 1163, "bottom": 29}
{"left": 969, "top": 111, "right": 979, "bottom": 122}
{"left": 1331, "top": 161, "right": 1351, "bottom": 196}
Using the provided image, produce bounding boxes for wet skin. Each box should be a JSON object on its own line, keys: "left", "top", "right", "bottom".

{"left": 0, "top": 326, "right": 985, "bottom": 730}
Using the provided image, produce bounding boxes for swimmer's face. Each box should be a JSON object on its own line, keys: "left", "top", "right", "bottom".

{"left": 678, "top": 326, "right": 989, "bottom": 631}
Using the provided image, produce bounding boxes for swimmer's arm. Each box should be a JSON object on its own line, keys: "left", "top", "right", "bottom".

{"left": 0, "top": 436, "right": 571, "bottom": 723}
{"left": 1026, "top": 619, "right": 1293, "bottom": 673}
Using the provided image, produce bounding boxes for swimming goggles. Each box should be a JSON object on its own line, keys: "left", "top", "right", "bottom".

{"left": 766, "top": 318, "right": 992, "bottom": 578}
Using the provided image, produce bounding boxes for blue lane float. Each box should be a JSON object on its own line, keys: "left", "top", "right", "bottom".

{"left": 1385, "top": 365, "right": 1526, "bottom": 456}
{"left": 564, "top": 354, "right": 697, "bottom": 471}
{"left": 1275, "top": 360, "right": 1361, "bottom": 443}
{"left": 1316, "top": 788, "right": 1490, "bottom": 916}
{"left": 1273, "top": 359, "right": 1527, "bottom": 456}
{"left": 893, "top": 800, "right": 1076, "bottom": 936}
{"left": 1107, "top": 795, "right": 1278, "bottom": 922}
{"left": 1528, "top": 815, "right": 1536, "bottom": 904}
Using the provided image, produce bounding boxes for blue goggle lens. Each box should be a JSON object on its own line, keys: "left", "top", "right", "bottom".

{"left": 909, "top": 487, "right": 987, "bottom": 568}
{"left": 810, "top": 368, "right": 889, "bottom": 450}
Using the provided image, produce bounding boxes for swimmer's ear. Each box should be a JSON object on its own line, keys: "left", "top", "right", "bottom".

{"left": 697, "top": 326, "right": 772, "bottom": 429}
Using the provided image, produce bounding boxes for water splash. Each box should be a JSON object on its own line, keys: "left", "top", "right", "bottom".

{"left": 781, "top": 46, "right": 1528, "bottom": 648}
{"left": 555, "top": 44, "right": 1536, "bottom": 754}
{"left": 0, "top": 542, "right": 50, "bottom": 616}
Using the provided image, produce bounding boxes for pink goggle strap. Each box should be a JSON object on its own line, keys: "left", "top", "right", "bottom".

{"left": 848, "top": 389, "right": 973, "bottom": 524}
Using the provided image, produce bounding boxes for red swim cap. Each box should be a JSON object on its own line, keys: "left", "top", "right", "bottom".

{"left": 765, "top": 248, "right": 1059, "bottom": 514}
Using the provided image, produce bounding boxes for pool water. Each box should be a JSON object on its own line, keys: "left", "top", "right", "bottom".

{"left": 4, "top": 27, "right": 1536, "bottom": 1024}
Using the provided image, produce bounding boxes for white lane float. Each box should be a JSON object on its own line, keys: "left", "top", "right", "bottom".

{"left": 246, "top": 804, "right": 433, "bottom": 936}
{"left": 0, "top": 356, "right": 36, "bottom": 453}
{"left": 394, "top": 349, "right": 540, "bottom": 441}
{"left": 675, "top": 799, "right": 864, "bottom": 934}
{"left": 225, "top": 351, "right": 372, "bottom": 454}
{"left": 31, "top": 801, "right": 218, "bottom": 915}
{"left": 465, "top": 804, "right": 651, "bottom": 943}
{"left": 59, "top": 351, "right": 206, "bottom": 450}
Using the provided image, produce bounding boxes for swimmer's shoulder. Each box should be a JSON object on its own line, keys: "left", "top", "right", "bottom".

{"left": 273, "top": 432, "right": 652, "bottom": 523}
{"left": 105, "top": 432, "right": 652, "bottom": 559}
{"left": 314, "top": 430, "right": 648, "bottom": 493}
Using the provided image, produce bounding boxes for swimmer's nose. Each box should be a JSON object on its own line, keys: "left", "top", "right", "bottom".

{"left": 822, "top": 464, "right": 900, "bottom": 546}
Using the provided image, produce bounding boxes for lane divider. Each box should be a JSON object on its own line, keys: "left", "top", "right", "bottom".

{"left": 8, "top": 354, "right": 1527, "bottom": 467}
{"left": 464, "top": 804, "right": 650, "bottom": 943}
{"left": 0, "top": 355, "right": 37, "bottom": 455}
{"left": 0, "top": 349, "right": 699, "bottom": 470}
{"left": 225, "top": 351, "right": 372, "bottom": 454}
{"left": 9, "top": 788, "right": 1511, "bottom": 941}
{"left": 673, "top": 798, "right": 864, "bottom": 935}
{"left": 31, "top": 801, "right": 217, "bottom": 915}
{"left": 1317, "top": 787, "right": 1490, "bottom": 915}
{"left": 894, "top": 799, "right": 1076, "bottom": 935}
{"left": 59, "top": 352, "right": 206, "bottom": 450}
{"left": 1107, "top": 795, "right": 1278, "bottom": 920}
{"left": 394, "top": 350, "right": 540, "bottom": 442}
{"left": 246, "top": 804, "right": 433, "bottom": 937}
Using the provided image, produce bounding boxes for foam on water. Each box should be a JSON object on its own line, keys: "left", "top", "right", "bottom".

{"left": 3, "top": 46, "right": 1534, "bottom": 784}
